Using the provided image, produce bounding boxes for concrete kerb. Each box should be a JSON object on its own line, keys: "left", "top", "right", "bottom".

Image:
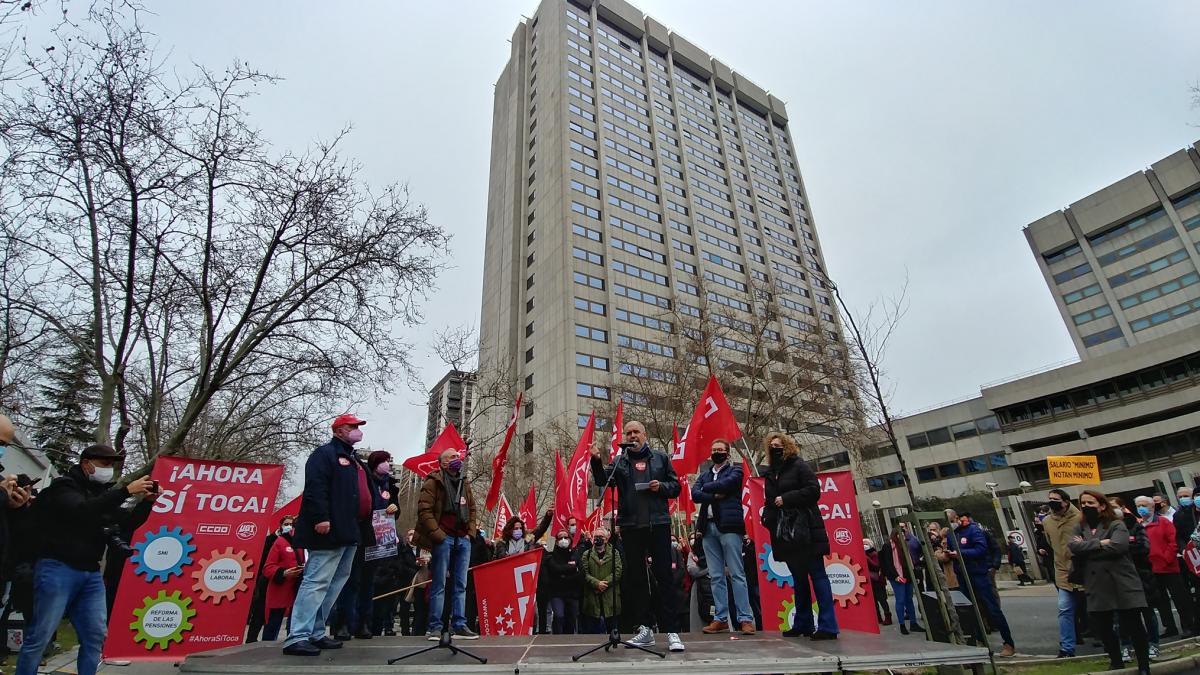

{"left": 1006, "top": 637, "right": 1200, "bottom": 671}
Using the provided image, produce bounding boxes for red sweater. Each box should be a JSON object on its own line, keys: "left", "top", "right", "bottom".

{"left": 1144, "top": 516, "right": 1180, "bottom": 574}
{"left": 262, "top": 535, "right": 307, "bottom": 612}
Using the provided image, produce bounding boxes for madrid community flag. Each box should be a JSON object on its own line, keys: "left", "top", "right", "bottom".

{"left": 485, "top": 393, "right": 523, "bottom": 510}
{"left": 518, "top": 485, "right": 537, "bottom": 529}
{"left": 402, "top": 422, "right": 467, "bottom": 478}
{"left": 674, "top": 375, "right": 742, "bottom": 476}
{"left": 475, "top": 548, "right": 542, "bottom": 637}
{"left": 608, "top": 400, "right": 624, "bottom": 460}
{"left": 493, "top": 496, "right": 514, "bottom": 540}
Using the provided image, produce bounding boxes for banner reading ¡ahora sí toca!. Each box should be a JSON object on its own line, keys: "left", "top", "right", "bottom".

{"left": 746, "top": 470, "right": 879, "bottom": 634}
{"left": 104, "top": 457, "right": 283, "bottom": 660}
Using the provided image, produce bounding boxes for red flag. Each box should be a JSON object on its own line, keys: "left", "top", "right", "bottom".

{"left": 273, "top": 495, "right": 302, "bottom": 520}
{"left": 566, "top": 412, "right": 595, "bottom": 523}
{"left": 741, "top": 458, "right": 755, "bottom": 534}
{"left": 581, "top": 506, "right": 604, "bottom": 534}
{"left": 493, "top": 496, "right": 514, "bottom": 541}
{"left": 552, "top": 450, "right": 569, "bottom": 534}
{"left": 608, "top": 400, "right": 624, "bottom": 461}
{"left": 475, "top": 548, "right": 542, "bottom": 637}
{"left": 518, "top": 485, "right": 536, "bottom": 529}
{"left": 674, "top": 375, "right": 742, "bottom": 476}
{"left": 485, "top": 393, "right": 523, "bottom": 510}
{"left": 402, "top": 423, "right": 467, "bottom": 478}
{"left": 673, "top": 477, "right": 695, "bottom": 519}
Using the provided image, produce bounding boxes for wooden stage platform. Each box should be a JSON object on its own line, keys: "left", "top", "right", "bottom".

{"left": 178, "top": 631, "right": 991, "bottom": 674}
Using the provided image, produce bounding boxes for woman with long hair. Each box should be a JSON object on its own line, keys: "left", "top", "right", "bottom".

{"left": 1068, "top": 489, "right": 1151, "bottom": 674}
{"left": 760, "top": 431, "right": 838, "bottom": 639}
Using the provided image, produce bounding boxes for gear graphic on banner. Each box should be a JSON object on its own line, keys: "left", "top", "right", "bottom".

{"left": 191, "top": 547, "right": 254, "bottom": 604}
{"left": 131, "top": 526, "right": 197, "bottom": 582}
{"left": 824, "top": 552, "right": 868, "bottom": 607}
{"left": 776, "top": 598, "right": 797, "bottom": 632}
{"left": 130, "top": 590, "right": 196, "bottom": 650}
{"left": 758, "top": 543, "right": 794, "bottom": 588}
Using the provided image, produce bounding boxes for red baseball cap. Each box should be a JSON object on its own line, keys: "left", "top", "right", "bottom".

{"left": 331, "top": 413, "right": 366, "bottom": 429}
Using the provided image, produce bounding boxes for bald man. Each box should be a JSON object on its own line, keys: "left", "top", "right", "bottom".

{"left": 590, "top": 421, "right": 684, "bottom": 652}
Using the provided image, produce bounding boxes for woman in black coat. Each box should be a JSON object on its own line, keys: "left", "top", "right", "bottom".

{"left": 761, "top": 431, "right": 838, "bottom": 640}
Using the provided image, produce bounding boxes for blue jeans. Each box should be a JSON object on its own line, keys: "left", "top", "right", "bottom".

{"left": 704, "top": 522, "right": 754, "bottom": 624}
{"left": 1057, "top": 587, "right": 1077, "bottom": 654}
{"left": 427, "top": 535, "right": 471, "bottom": 632}
{"left": 782, "top": 552, "right": 839, "bottom": 635}
{"left": 283, "top": 545, "right": 356, "bottom": 648}
{"left": 16, "top": 559, "right": 107, "bottom": 675}
{"left": 890, "top": 579, "right": 916, "bottom": 625}
{"left": 969, "top": 572, "right": 1014, "bottom": 647}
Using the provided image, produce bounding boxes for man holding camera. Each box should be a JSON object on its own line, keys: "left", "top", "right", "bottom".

{"left": 16, "top": 444, "right": 158, "bottom": 675}
{"left": 589, "top": 421, "right": 684, "bottom": 652}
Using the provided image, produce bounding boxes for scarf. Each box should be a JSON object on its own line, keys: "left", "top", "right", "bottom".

{"left": 892, "top": 540, "right": 906, "bottom": 583}
{"left": 440, "top": 470, "right": 468, "bottom": 527}
{"left": 506, "top": 537, "right": 525, "bottom": 556}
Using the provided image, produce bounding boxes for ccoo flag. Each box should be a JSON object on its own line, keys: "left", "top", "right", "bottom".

{"left": 674, "top": 375, "right": 742, "bottom": 476}
{"left": 402, "top": 423, "right": 467, "bottom": 478}
{"left": 485, "top": 393, "right": 523, "bottom": 510}
{"left": 475, "top": 548, "right": 542, "bottom": 636}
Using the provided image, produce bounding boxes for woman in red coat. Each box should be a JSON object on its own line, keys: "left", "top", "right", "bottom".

{"left": 261, "top": 515, "right": 307, "bottom": 641}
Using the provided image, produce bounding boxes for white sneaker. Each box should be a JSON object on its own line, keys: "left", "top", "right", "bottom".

{"left": 1149, "top": 644, "right": 1160, "bottom": 660}
{"left": 1120, "top": 646, "right": 1131, "bottom": 662}
{"left": 667, "top": 632, "right": 685, "bottom": 652}
{"left": 626, "top": 625, "right": 654, "bottom": 647}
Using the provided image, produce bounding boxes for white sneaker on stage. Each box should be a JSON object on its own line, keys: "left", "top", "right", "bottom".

{"left": 627, "top": 625, "right": 655, "bottom": 647}
{"left": 667, "top": 633, "right": 685, "bottom": 652}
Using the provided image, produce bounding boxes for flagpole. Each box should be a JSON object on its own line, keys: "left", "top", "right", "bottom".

{"left": 738, "top": 437, "right": 760, "bottom": 477}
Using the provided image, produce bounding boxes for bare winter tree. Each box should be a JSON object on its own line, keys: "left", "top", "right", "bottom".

{"left": 0, "top": 8, "right": 447, "bottom": 470}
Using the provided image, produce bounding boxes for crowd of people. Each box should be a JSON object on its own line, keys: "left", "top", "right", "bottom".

{"left": 1028, "top": 485, "right": 1200, "bottom": 675}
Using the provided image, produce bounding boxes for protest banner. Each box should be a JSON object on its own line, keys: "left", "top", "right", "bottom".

{"left": 105, "top": 457, "right": 283, "bottom": 660}
{"left": 475, "top": 548, "right": 542, "bottom": 637}
{"left": 1047, "top": 455, "right": 1100, "bottom": 484}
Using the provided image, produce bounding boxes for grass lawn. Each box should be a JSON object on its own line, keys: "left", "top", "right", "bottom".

{"left": 999, "top": 644, "right": 1200, "bottom": 674}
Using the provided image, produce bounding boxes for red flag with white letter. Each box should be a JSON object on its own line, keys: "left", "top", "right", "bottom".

{"left": 674, "top": 375, "right": 742, "bottom": 476}
{"left": 485, "top": 393, "right": 523, "bottom": 510}
{"left": 564, "top": 412, "right": 595, "bottom": 524}
{"left": 493, "top": 496, "right": 514, "bottom": 540}
{"left": 608, "top": 400, "right": 624, "bottom": 461}
{"left": 475, "top": 548, "right": 542, "bottom": 636}
{"left": 402, "top": 423, "right": 467, "bottom": 478}
{"left": 552, "top": 450, "right": 569, "bottom": 534}
{"left": 518, "top": 485, "right": 536, "bottom": 529}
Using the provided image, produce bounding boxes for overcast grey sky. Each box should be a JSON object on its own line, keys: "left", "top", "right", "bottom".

{"left": 141, "top": 1, "right": 1200, "bottom": 462}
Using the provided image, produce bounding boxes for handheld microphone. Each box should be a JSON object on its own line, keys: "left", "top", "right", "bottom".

{"left": 618, "top": 442, "right": 637, "bottom": 451}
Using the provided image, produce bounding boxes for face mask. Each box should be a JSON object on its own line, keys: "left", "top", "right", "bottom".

{"left": 281, "top": 525, "right": 294, "bottom": 535}
{"left": 1049, "top": 500, "right": 1066, "bottom": 512}
{"left": 447, "top": 458, "right": 463, "bottom": 473}
{"left": 1136, "top": 506, "right": 1151, "bottom": 517}
{"left": 0, "top": 443, "right": 6, "bottom": 460}
{"left": 672, "top": 542, "right": 681, "bottom": 550}
{"left": 769, "top": 448, "right": 784, "bottom": 463}
{"left": 512, "top": 529, "right": 524, "bottom": 540}
{"left": 864, "top": 544, "right": 871, "bottom": 551}
{"left": 1155, "top": 503, "right": 1165, "bottom": 512}
{"left": 345, "top": 428, "right": 364, "bottom": 444}
{"left": 569, "top": 525, "right": 577, "bottom": 536}
{"left": 1181, "top": 498, "right": 1194, "bottom": 508}
{"left": 594, "top": 538, "right": 606, "bottom": 548}
{"left": 557, "top": 538, "right": 570, "bottom": 549}
{"left": 711, "top": 452, "right": 727, "bottom": 465}
{"left": 90, "top": 466, "right": 115, "bottom": 483}
{"left": 1082, "top": 505, "right": 1100, "bottom": 526}
{"left": 375, "top": 462, "right": 391, "bottom": 475}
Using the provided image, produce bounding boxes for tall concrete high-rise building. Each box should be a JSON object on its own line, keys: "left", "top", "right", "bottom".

{"left": 425, "top": 370, "right": 476, "bottom": 449}
{"left": 479, "top": 0, "right": 856, "bottom": 451}
{"left": 1026, "top": 143, "right": 1200, "bottom": 359}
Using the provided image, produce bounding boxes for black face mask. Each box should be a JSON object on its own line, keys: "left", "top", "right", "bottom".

{"left": 1049, "top": 500, "right": 1066, "bottom": 513}
{"left": 593, "top": 538, "right": 606, "bottom": 548}
{"left": 769, "top": 448, "right": 784, "bottom": 463}
{"left": 1081, "top": 505, "right": 1101, "bottom": 527}
{"left": 711, "top": 452, "right": 728, "bottom": 465}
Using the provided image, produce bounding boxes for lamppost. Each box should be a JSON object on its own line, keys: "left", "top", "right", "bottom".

{"left": 871, "top": 499, "right": 884, "bottom": 544}
{"left": 984, "top": 481, "right": 1010, "bottom": 532}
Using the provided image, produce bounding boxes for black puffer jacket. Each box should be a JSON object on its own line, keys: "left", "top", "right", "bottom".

{"left": 544, "top": 545, "right": 584, "bottom": 598}
{"left": 33, "top": 465, "right": 153, "bottom": 571}
{"left": 762, "top": 455, "right": 828, "bottom": 557}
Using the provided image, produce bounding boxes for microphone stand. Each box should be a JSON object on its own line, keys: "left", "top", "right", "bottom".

{"left": 573, "top": 445, "right": 666, "bottom": 661}
{"left": 388, "top": 473, "right": 487, "bottom": 665}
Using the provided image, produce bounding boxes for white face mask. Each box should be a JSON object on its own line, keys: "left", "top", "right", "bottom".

{"left": 90, "top": 466, "right": 115, "bottom": 483}
{"left": 556, "top": 538, "right": 570, "bottom": 549}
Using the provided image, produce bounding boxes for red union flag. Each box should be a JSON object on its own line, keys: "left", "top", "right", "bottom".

{"left": 565, "top": 412, "right": 595, "bottom": 522}
{"left": 518, "top": 485, "right": 536, "bottom": 529}
{"left": 674, "top": 375, "right": 742, "bottom": 476}
{"left": 672, "top": 477, "right": 695, "bottom": 519}
{"left": 552, "top": 450, "right": 569, "bottom": 534}
{"left": 493, "top": 496, "right": 514, "bottom": 540}
{"left": 1185, "top": 542, "right": 1200, "bottom": 575}
{"left": 608, "top": 400, "right": 624, "bottom": 461}
{"left": 475, "top": 548, "right": 542, "bottom": 637}
{"left": 402, "top": 423, "right": 467, "bottom": 478}
{"left": 741, "top": 458, "right": 755, "bottom": 533}
{"left": 485, "top": 393, "right": 523, "bottom": 510}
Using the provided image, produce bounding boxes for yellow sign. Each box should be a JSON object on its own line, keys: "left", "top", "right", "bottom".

{"left": 1046, "top": 455, "right": 1100, "bottom": 485}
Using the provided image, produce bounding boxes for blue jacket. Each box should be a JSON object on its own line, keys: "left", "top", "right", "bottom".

{"left": 293, "top": 438, "right": 385, "bottom": 550}
{"left": 691, "top": 461, "right": 745, "bottom": 534}
{"left": 955, "top": 522, "right": 993, "bottom": 576}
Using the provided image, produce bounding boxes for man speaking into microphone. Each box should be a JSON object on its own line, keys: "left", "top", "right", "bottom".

{"left": 589, "top": 421, "right": 684, "bottom": 653}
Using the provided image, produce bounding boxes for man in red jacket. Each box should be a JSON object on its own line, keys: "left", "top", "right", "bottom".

{"left": 1137, "top": 495, "right": 1194, "bottom": 637}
